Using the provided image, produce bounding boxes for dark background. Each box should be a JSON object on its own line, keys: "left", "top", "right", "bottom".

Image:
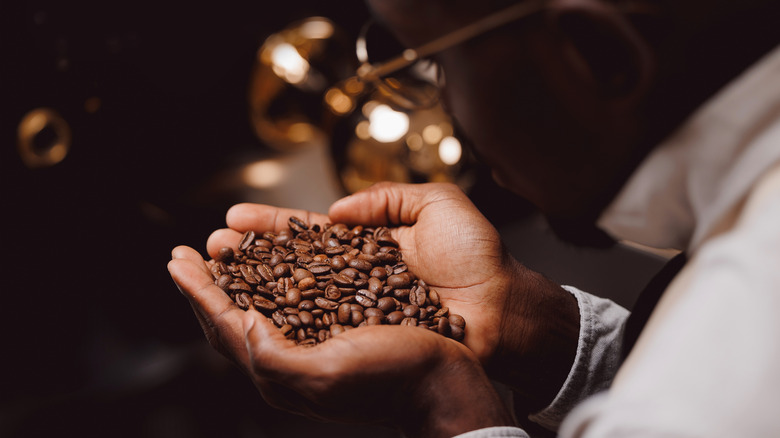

{"left": 1, "top": 1, "right": 663, "bottom": 437}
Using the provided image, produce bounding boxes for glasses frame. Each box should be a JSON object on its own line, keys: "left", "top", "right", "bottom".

{"left": 355, "top": 0, "right": 547, "bottom": 87}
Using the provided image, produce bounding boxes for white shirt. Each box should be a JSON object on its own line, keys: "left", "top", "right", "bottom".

{"left": 456, "top": 44, "right": 780, "bottom": 438}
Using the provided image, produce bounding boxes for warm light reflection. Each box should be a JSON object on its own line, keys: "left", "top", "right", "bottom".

{"left": 299, "top": 18, "right": 334, "bottom": 39}
{"left": 355, "top": 120, "right": 371, "bottom": 140}
{"left": 17, "top": 108, "right": 71, "bottom": 168}
{"left": 325, "top": 87, "right": 354, "bottom": 115}
{"left": 438, "top": 136, "right": 462, "bottom": 165}
{"left": 287, "top": 123, "right": 314, "bottom": 143}
{"left": 367, "top": 104, "right": 409, "bottom": 143}
{"left": 422, "top": 124, "right": 443, "bottom": 144}
{"left": 242, "top": 160, "right": 286, "bottom": 188}
{"left": 270, "top": 43, "right": 309, "bottom": 84}
{"left": 406, "top": 133, "right": 424, "bottom": 151}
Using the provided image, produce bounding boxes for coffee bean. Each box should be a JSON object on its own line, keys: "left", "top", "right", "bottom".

{"left": 403, "top": 304, "right": 420, "bottom": 318}
{"left": 356, "top": 289, "right": 378, "bottom": 308}
{"left": 377, "top": 296, "right": 396, "bottom": 313}
{"left": 288, "top": 216, "right": 309, "bottom": 233}
{"left": 387, "top": 273, "right": 412, "bottom": 289}
{"left": 236, "top": 292, "right": 252, "bottom": 310}
{"left": 386, "top": 310, "right": 405, "bottom": 325}
{"left": 449, "top": 314, "right": 466, "bottom": 329}
{"left": 338, "top": 303, "right": 351, "bottom": 325}
{"left": 216, "top": 274, "right": 232, "bottom": 292}
{"left": 363, "top": 307, "right": 385, "bottom": 319}
{"left": 314, "top": 297, "right": 339, "bottom": 311}
{"left": 209, "top": 217, "right": 466, "bottom": 345}
{"left": 286, "top": 288, "right": 302, "bottom": 307}
{"left": 239, "top": 231, "right": 256, "bottom": 252}
{"left": 253, "top": 296, "right": 277, "bottom": 312}
{"left": 298, "top": 311, "right": 314, "bottom": 327}
{"left": 286, "top": 314, "right": 302, "bottom": 329}
{"left": 216, "top": 247, "right": 234, "bottom": 263}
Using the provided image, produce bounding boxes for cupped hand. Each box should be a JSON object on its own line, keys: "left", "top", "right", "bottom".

{"left": 168, "top": 215, "right": 514, "bottom": 437}
{"left": 325, "top": 182, "right": 580, "bottom": 412}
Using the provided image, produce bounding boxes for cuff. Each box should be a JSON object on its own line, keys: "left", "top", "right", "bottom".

{"left": 528, "top": 286, "right": 629, "bottom": 431}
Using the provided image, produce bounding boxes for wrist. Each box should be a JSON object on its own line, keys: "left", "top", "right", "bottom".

{"left": 490, "top": 259, "right": 580, "bottom": 414}
{"left": 401, "top": 342, "right": 516, "bottom": 438}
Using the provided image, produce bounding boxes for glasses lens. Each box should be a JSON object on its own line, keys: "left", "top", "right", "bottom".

{"left": 358, "top": 21, "right": 441, "bottom": 111}
{"left": 375, "top": 75, "right": 439, "bottom": 110}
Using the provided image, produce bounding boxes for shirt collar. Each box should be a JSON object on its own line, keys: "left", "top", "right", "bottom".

{"left": 597, "top": 45, "right": 780, "bottom": 253}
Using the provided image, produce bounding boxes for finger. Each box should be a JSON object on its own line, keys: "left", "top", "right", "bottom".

{"left": 328, "top": 182, "right": 465, "bottom": 226}
{"left": 242, "top": 310, "right": 303, "bottom": 382}
{"left": 225, "top": 203, "right": 331, "bottom": 234}
{"left": 171, "top": 245, "right": 211, "bottom": 275}
{"left": 206, "top": 228, "right": 243, "bottom": 259}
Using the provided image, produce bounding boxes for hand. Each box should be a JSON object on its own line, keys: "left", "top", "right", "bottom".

{"left": 325, "top": 182, "right": 580, "bottom": 413}
{"left": 168, "top": 215, "right": 514, "bottom": 437}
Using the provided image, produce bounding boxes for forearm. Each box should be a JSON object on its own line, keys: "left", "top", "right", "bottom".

{"left": 404, "top": 346, "right": 518, "bottom": 438}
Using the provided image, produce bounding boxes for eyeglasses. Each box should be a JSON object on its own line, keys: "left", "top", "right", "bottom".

{"left": 325, "top": 0, "right": 547, "bottom": 113}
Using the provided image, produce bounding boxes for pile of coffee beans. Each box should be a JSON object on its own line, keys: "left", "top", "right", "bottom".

{"left": 208, "top": 216, "right": 466, "bottom": 346}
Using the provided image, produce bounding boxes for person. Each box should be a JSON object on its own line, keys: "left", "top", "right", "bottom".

{"left": 167, "top": 0, "right": 780, "bottom": 436}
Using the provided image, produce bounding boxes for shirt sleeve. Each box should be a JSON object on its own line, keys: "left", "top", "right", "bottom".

{"left": 527, "top": 286, "right": 630, "bottom": 431}
{"left": 453, "top": 286, "right": 630, "bottom": 438}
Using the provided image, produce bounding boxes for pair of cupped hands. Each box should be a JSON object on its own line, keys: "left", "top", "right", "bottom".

{"left": 168, "top": 182, "right": 579, "bottom": 438}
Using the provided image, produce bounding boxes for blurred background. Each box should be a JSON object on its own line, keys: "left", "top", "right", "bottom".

{"left": 1, "top": 1, "right": 667, "bottom": 437}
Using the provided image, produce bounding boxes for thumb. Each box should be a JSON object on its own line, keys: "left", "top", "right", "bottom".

{"left": 329, "top": 182, "right": 463, "bottom": 226}
{"left": 242, "top": 310, "right": 298, "bottom": 379}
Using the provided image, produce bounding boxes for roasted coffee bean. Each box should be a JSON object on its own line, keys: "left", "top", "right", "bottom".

{"left": 286, "top": 314, "right": 302, "bottom": 329}
{"left": 314, "top": 296, "right": 338, "bottom": 310}
{"left": 298, "top": 311, "right": 314, "bottom": 327}
{"left": 363, "top": 307, "right": 385, "bottom": 319}
{"left": 348, "top": 258, "right": 373, "bottom": 272}
{"left": 288, "top": 216, "right": 309, "bottom": 232}
{"left": 236, "top": 292, "right": 252, "bottom": 310}
{"left": 210, "top": 217, "right": 466, "bottom": 345}
{"left": 437, "top": 317, "right": 451, "bottom": 336}
{"left": 351, "top": 310, "right": 365, "bottom": 326}
{"left": 253, "top": 296, "right": 277, "bottom": 312}
{"left": 401, "top": 317, "right": 418, "bottom": 327}
{"left": 409, "top": 285, "right": 427, "bottom": 307}
{"left": 449, "top": 314, "right": 466, "bottom": 329}
{"left": 387, "top": 310, "right": 405, "bottom": 325}
{"left": 256, "top": 264, "right": 275, "bottom": 282}
{"left": 293, "top": 268, "right": 314, "bottom": 283}
{"left": 216, "top": 274, "right": 232, "bottom": 292}
{"left": 286, "top": 288, "right": 302, "bottom": 307}
{"left": 387, "top": 273, "right": 412, "bottom": 289}
{"left": 428, "top": 289, "right": 441, "bottom": 306}
{"left": 324, "top": 284, "right": 341, "bottom": 300}
{"left": 298, "top": 300, "right": 316, "bottom": 311}
{"left": 337, "top": 303, "right": 352, "bottom": 325}
{"left": 366, "top": 316, "right": 383, "bottom": 326}
{"left": 228, "top": 281, "right": 252, "bottom": 293}
{"left": 239, "top": 231, "right": 256, "bottom": 252}
{"left": 369, "top": 266, "right": 388, "bottom": 279}
{"left": 271, "top": 311, "right": 286, "bottom": 327}
{"left": 450, "top": 325, "right": 465, "bottom": 341}
{"left": 377, "top": 296, "right": 396, "bottom": 314}
{"left": 298, "top": 277, "right": 317, "bottom": 291}
{"left": 216, "top": 247, "right": 234, "bottom": 263}
{"left": 355, "top": 289, "right": 378, "bottom": 308}
{"left": 403, "top": 304, "right": 420, "bottom": 318}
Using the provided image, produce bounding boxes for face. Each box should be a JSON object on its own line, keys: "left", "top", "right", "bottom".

{"left": 366, "top": 0, "right": 650, "bottom": 221}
